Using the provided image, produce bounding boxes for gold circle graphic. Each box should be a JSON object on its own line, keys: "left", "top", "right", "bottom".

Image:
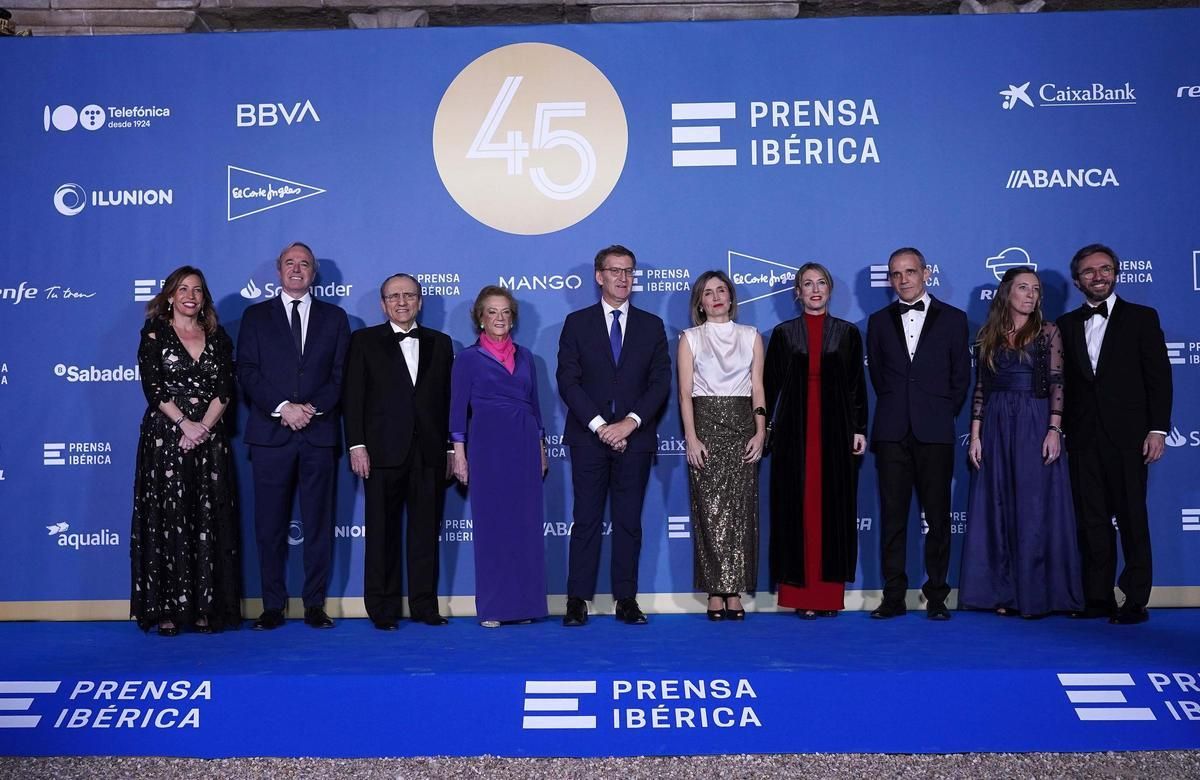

{"left": 433, "top": 43, "right": 628, "bottom": 236}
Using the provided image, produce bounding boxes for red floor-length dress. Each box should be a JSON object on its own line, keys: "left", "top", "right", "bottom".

{"left": 777, "top": 313, "right": 845, "bottom": 611}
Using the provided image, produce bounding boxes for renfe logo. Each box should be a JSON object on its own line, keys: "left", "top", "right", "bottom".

{"left": 235, "top": 100, "right": 320, "bottom": 127}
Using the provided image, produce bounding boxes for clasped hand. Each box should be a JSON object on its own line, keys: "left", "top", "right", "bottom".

{"left": 280, "top": 402, "right": 316, "bottom": 431}
{"left": 177, "top": 419, "right": 209, "bottom": 453}
{"left": 598, "top": 418, "right": 636, "bottom": 451}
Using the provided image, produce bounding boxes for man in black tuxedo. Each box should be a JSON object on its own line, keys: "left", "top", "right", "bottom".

{"left": 342, "top": 273, "right": 453, "bottom": 630}
{"left": 238, "top": 241, "right": 351, "bottom": 630}
{"left": 866, "top": 247, "right": 970, "bottom": 620}
{"left": 557, "top": 245, "right": 671, "bottom": 626}
{"left": 1057, "top": 244, "right": 1172, "bottom": 625}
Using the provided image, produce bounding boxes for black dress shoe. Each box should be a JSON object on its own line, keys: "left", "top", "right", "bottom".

{"left": 927, "top": 604, "right": 951, "bottom": 621}
{"left": 870, "top": 603, "right": 907, "bottom": 619}
{"left": 252, "top": 609, "right": 285, "bottom": 631}
{"left": 615, "top": 598, "right": 648, "bottom": 625}
{"left": 372, "top": 619, "right": 398, "bottom": 631}
{"left": 414, "top": 613, "right": 449, "bottom": 626}
{"left": 304, "top": 607, "right": 334, "bottom": 629}
{"left": 563, "top": 597, "right": 588, "bottom": 627}
{"left": 1069, "top": 607, "right": 1114, "bottom": 620}
{"left": 1110, "top": 606, "right": 1149, "bottom": 625}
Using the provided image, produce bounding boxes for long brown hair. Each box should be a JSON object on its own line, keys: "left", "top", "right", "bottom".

{"left": 976, "top": 266, "right": 1042, "bottom": 371}
{"left": 145, "top": 265, "right": 219, "bottom": 336}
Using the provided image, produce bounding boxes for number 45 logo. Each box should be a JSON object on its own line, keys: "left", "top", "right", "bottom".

{"left": 469, "top": 76, "right": 596, "bottom": 202}
{"left": 434, "top": 43, "right": 628, "bottom": 236}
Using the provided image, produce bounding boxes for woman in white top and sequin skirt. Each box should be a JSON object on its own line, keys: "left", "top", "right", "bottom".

{"left": 677, "top": 270, "right": 766, "bottom": 620}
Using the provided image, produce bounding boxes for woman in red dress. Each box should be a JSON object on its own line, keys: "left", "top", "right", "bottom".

{"left": 764, "top": 263, "right": 868, "bottom": 618}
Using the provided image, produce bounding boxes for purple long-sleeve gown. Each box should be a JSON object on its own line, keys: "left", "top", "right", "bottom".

{"left": 450, "top": 343, "right": 548, "bottom": 622}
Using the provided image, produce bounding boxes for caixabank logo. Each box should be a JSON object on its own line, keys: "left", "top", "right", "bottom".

{"left": 433, "top": 43, "right": 628, "bottom": 236}
{"left": 521, "top": 677, "right": 763, "bottom": 731}
{"left": 1057, "top": 672, "right": 1200, "bottom": 722}
{"left": 0, "top": 680, "right": 211, "bottom": 730}
{"left": 999, "top": 80, "right": 1136, "bottom": 111}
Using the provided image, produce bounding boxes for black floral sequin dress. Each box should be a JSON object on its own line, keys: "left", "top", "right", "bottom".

{"left": 130, "top": 319, "right": 242, "bottom": 630}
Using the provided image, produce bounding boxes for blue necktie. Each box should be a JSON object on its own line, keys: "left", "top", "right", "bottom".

{"left": 609, "top": 309, "right": 622, "bottom": 364}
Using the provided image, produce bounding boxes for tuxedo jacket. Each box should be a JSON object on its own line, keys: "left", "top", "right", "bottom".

{"left": 237, "top": 295, "right": 351, "bottom": 449}
{"left": 556, "top": 303, "right": 672, "bottom": 453}
{"left": 341, "top": 323, "right": 453, "bottom": 468}
{"left": 866, "top": 296, "right": 970, "bottom": 445}
{"left": 1056, "top": 297, "right": 1172, "bottom": 451}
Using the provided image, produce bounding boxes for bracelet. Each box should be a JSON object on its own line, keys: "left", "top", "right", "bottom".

{"left": 753, "top": 407, "right": 767, "bottom": 417}
{"left": 173, "top": 414, "right": 186, "bottom": 427}
{"left": 1047, "top": 425, "right": 1063, "bottom": 435}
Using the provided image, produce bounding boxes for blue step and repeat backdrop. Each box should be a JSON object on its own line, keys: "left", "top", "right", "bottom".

{"left": 2, "top": 8, "right": 1199, "bottom": 613}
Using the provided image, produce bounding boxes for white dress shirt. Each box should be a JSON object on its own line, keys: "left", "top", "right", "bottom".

{"left": 273, "top": 291, "right": 313, "bottom": 416}
{"left": 1082, "top": 291, "right": 1117, "bottom": 374}
{"left": 390, "top": 321, "right": 420, "bottom": 386}
{"left": 898, "top": 292, "right": 932, "bottom": 360}
{"left": 588, "top": 300, "right": 642, "bottom": 434}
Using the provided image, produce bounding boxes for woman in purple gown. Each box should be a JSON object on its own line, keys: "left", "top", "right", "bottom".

{"left": 450, "top": 286, "right": 548, "bottom": 627}
{"left": 961, "top": 266, "right": 1083, "bottom": 618}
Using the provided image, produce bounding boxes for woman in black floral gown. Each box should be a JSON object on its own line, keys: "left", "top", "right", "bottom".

{"left": 131, "top": 266, "right": 241, "bottom": 635}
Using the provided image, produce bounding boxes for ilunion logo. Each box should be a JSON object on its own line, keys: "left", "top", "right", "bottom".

{"left": 53, "top": 184, "right": 87, "bottom": 216}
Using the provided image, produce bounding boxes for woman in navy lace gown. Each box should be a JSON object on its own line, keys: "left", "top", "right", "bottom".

{"left": 130, "top": 266, "right": 241, "bottom": 635}
{"left": 960, "top": 266, "right": 1082, "bottom": 618}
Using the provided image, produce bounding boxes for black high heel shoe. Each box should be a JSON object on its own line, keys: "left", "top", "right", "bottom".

{"left": 706, "top": 595, "right": 726, "bottom": 621}
{"left": 724, "top": 594, "right": 746, "bottom": 621}
{"left": 157, "top": 622, "right": 178, "bottom": 637}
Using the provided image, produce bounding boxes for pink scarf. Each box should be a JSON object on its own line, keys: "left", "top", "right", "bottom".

{"left": 479, "top": 333, "right": 516, "bottom": 374}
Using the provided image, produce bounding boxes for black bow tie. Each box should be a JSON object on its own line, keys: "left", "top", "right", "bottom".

{"left": 1083, "top": 301, "right": 1108, "bottom": 319}
{"left": 395, "top": 330, "right": 417, "bottom": 343}
{"left": 898, "top": 300, "right": 926, "bottom": 315}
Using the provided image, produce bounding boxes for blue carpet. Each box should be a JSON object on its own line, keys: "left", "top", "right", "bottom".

{"left": 1, "top": 610, "right": 1198, "bottom": 757}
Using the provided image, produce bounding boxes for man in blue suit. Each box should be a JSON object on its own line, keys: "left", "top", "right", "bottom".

{"left": 237, "top": 242, "right": 351, "bottom": 630}
{"left": 866, "top": 247, "right": 970, "bottom": 621}
{"left": 557, "top": 244, "right": 672, "bottom": 626}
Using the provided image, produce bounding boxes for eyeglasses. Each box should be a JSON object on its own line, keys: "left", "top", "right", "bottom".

{"left": 383, "top": 292, "right": 419, "bottom": 303}
{"left": 602, "top": 267, "right": 634, "bottom": 279}
{"left": 1078, "top": 265, "right": 1115, "bottom": 280}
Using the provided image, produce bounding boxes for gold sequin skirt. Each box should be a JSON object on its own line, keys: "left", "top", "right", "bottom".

{"left": 689, "top": 395, "right": 759, "bottom": 593}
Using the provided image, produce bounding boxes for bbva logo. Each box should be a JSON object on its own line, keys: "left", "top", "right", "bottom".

{"left": 236, "top": 100, "right": 320, "bottom": 128}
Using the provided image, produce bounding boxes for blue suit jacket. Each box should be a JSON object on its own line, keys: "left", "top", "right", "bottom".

{"left": 237, "top": 295, "right": 351, "bottom": 449}
{"left": 866, "top": 296, "right": 970, "bottom": 445}
{"left": 556, "top": 303, "right": 671, "bottom": 453}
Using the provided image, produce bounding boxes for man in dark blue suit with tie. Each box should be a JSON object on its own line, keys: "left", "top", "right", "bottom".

{"left": 557, "top": 244, "right": 672, "bottom": 627}
{"left": 866, "top": 247, "right": 970, "bottom": 621}
{"left": 237, "top": 242, "right": 351, "bottom": 630}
